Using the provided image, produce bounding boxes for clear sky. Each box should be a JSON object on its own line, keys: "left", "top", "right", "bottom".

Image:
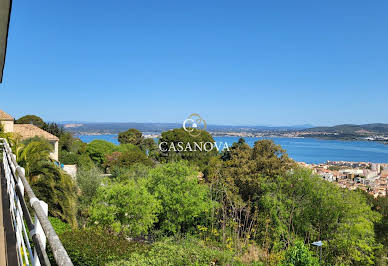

{"left": 1, "top": 0, "right": 387, "bottom": 126}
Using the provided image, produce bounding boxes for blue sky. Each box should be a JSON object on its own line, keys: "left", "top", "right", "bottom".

{"left": 1, "top": 0, "right": 387, "bottom": 126}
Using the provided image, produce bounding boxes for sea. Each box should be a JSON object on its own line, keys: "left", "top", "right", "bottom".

{"left": 78, "top": 134, "right": 388, "bottom": 164}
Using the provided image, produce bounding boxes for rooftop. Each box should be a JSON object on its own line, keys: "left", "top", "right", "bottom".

{"left": 13, "top": 124, "right": 59, "bottom": 141}
{"left": 0, "top": 110, "right": 13, "bottom": 121}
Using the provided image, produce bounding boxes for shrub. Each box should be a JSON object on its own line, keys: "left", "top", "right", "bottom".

{"left": 146, "top": 162, "right": 214, "bottom": 234}
{"left": 57, "top": 228, "right": 149, "bottom": 265}
{"left": 89, "top": 179, "right": 160, "bottom": 236}
{"left": 48, "top": 216, "right": 72, "bottom": 235}
{"left": 107, "top": 237, "right": 236, "bottom": 266}
{"left": 104, "top": 149, "right": 154, "bottom": 170}
{"left": 86, "top": 140, "right": 117, "bottom": 165}
{"left": 280, "top": 241, "right": 319, "bottom": 266}
{"left": 118, "top": 128, "right": 143, "bottom": 145}
{"left": 77, "top": 165, "right": 103, "bottom": 208}
{"left": 110, "top": 163, "right": 151, "bottom": 182}
{"left": 59, "top": 150, "right": 94, "bottom": 168}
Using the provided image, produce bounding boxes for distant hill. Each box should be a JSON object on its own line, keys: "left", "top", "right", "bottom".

{"left": 58, "top": 122, "right": 314, "bottom": 135}
{"left": 304, "top": 123, "right": 388, "bottom": 135}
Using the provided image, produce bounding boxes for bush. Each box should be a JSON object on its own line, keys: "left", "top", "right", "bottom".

{"left": 107, "top": 237, "right": 236, "bottom": 266}
{"left": 118, "top": 128, "right": 144, "bottom": 145}
{"left": 110, "top": 163, "right": 151, "bottom": 182}
{"left": 57, "top": 228, "right": 149, "bottom": 265}
{"left": 146, "top": 162, "right": 214, "bottom": 234}
{"left": 59, "top": 150, "right": 94, "bottom": 168}
{"left": 104, "top": 149, "right": 154, "bottom": 170}
{"left": 86, "top": 140, "right": 117, "bottom": 165}
{"left": 89, "top": 179, "right": 161, "bottom": 236}
{"left": 281, "top": 241, "right": 319, "bottom": 266}
{"left": 49, "top": 216, "right": 72, "bottom": 235}
{"left": 77, "top": 165, "right": 103, "bottom": 208}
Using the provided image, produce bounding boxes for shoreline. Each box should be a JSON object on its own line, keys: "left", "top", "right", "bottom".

{"left": 73, "top": 132, "right": 388, "bottom": 144}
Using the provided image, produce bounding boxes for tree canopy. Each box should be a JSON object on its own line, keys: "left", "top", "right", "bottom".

{"left": 15, "top": 114, "right": 46, "bottom": 128}
{"left": 158, "top": 128, "right": 218, "bottom": 170}
{"left": 118, "top": 128, "right": 144, "bottom": 145}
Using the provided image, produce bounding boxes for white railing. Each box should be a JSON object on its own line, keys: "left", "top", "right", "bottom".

{"left": 0, "top": 138, "right": 73, "bottom": 266}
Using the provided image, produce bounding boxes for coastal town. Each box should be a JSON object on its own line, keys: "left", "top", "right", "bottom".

{"left": 299, "top": 161, "right": 388, "bottom": 197}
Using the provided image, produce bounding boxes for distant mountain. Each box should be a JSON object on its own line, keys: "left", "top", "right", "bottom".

{"left": 304, "top": 123, "right": 388, "bottom": 135}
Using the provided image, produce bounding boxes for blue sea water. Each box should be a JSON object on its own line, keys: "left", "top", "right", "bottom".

{"left": 77, "top": 135, "right": 388, "bottom": 164}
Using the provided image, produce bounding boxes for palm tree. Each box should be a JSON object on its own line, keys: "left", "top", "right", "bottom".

{"left": 16, "top": 137, "right": 78, "bottom": 227}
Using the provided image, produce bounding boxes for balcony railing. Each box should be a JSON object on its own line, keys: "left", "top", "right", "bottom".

{"left": 0, "top": 138, "right": 73, "bottom": 266}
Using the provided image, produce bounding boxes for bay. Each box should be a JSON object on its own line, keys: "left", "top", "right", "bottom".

{"left": 77, "top": 134, "right": 388, "bottom": 164}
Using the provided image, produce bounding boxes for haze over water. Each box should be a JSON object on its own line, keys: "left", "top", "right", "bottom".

{"left": 78, "top": 135, "right": 388, "bottom": 164}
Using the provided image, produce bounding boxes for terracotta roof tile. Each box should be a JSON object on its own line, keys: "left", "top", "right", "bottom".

{"left": 13, "top": 124, "right": 59, "bottom": 141}
{"left": 0, "top": 109, "right": 13, "bottom": 120}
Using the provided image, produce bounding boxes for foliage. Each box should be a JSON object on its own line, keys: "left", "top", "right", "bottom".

{"left": 110, "top": 163, "right": 151, "bottom": 182}
{"left": 146, "top": 162, "right": 214, "bottom": 234}
{"left": 59, "top": 132, "right": 75, "bottom": 152}
{"left": 16, "top": 138, "right": 78, "bottom": 227}
{"left": 104, "top": 149, "right": 154, "bottom": 170}
{"left": 90, "top": 178, "right": 161, "bottom": 236}
{"left": 86, "top": 140, "right": 117, "bottom": 165}
{"left": 86, "top": 139, "right": 147, "bottom": 168}
{"left": 15, "top": 115, "right": 64, "bottom": 137}
{"left": 158, "top": 128, "right": 218, "bottom": 170}
{"left": 220, "top": 138, "right": 295, "bottom": 201}
{"left": 59, "top": 150, "right": 94, "bottom": 168}
{"left": 140, "top": 137, "right": 158, "bottom": 157}
{"left": 57, "top": 228, "right": 149, "bottom": 265}
{"left": 15, "top": 114, "right": 46, "bottom": 128}
{"left": 359, "top": 190, "right": 388, "bottom": 264}
{"left": 255, "top": 169, "right": 381, "bottom": 265}
{"left": 107, "top": 237, "right": 236, "bottom": 266}
{"left": 77, "top": 165, "right": 103, "bottom": 208}
{"left": 58, "top": 133, "right": 94, "bottom": 167}
{"left": 49, "top": 216, "right": 72, "bottom": 235}
{"left": 117, "top": 128, "right": 158, "bottom": 158}
{"left": 43, "top": 122, "right": 64, "bottom": 137}
{"left": 280, "top": 241, "right": 319, "bottom": 266}
{"left": 118, "top": 128, "right": 144, "bottom": 145}
{"left": 205, "top": 138, "right": 381, "bottom": 265}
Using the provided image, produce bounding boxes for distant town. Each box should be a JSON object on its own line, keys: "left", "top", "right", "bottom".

{"left": 299, "top": 161, "right": 388, "bottom": 198}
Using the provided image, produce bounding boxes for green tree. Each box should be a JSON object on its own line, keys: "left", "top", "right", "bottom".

{"left": 104, "top": 150, "right": 154, "bottom": 170}
{"left": 158, "top": 128, "right": 218, "bottom": 170}
{"left": 86, "top": 140, "right": 117, "bottom": 165}
{"left": 90, "top": 179, "right": 161, "bottom": 236}
{"left": 118, "top": 128, "right": 144, "bottom": 145}
{"left": 146, "top": 162, "right": 214, "bottom": 234}
{"left": 220, "top": 139, "right": 295, "bottom": 201}
{"left": 43, "top": 122, "right": 64, "bottom": 137}
{"left": 255, "top": 169, "right": 381, "bottom": 265}
{"left": 77, "top": 165, "right": 103, "bottom": 209}
{"left": 110, "top": 163, "right": 151, "bottom": 182}
{"left": 140, "top": 138, "right": 158, "bottom": 157}
{"left": 17, "top": 138, "right": 78, "bottom": 227}
{"left": 15, "top": 115, "right": 45, "bottom": 128}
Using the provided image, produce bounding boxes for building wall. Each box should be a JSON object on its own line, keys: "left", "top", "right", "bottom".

{"left": 63, "top": 165, "right": 77, "bottom": 179}
{"left": 0, "top": 120, "right": 13, "bottom": 132}
{"left": 49, "top": 140, "right": 59, "bottom": 161}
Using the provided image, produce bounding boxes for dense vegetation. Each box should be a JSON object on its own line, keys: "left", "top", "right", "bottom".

{"left": 2, "top": 116, "right": 387, "bottom": 265}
